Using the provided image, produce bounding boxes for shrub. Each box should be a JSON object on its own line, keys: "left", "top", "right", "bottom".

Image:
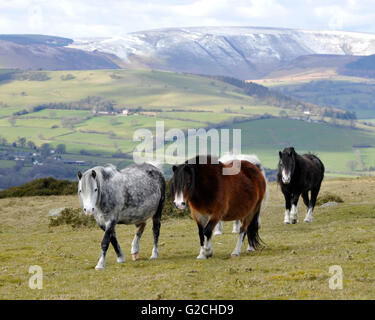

{"left": 0, "top": 177, "right": 77, "bottom": 198}
{"left": 316, "top": 193, "right": 344, "bottom": 206}
{"left": 49, "top": 208, "right": 96, "bottom": 229}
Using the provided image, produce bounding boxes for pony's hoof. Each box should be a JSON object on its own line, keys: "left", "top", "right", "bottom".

{"left": 95, "top": 265, "right": 105, "bottom": 270}
{"left": 197, "top": 254, "right": 207, "bottom": 259}
{"left": 304, "top": 218, "right": 312, "bottom": 223}
{"left": 132, "top": 252, "right": 140, "bottom": 261}
{"left": 292, "top": 219, "right": 298, "bottom": 224}
{"left": 247, "top": 246, "right": 255, "bottom": 252}
{"left": 214, "top": 231, "right": 222, "bottom": 236}
{"left": 284, "top": 221, "right": 290, "bottom": 224}
{"left": 150, "top": 254, "right": 158, "bottom": 259}
{"left": 117, "top": 256, "right": 125, "bottom": 263}
{"left": 232, "top": 230, "right": 240, "bottom": 234}
{"left": 231, "top": 253, "right": 240, "bottom": 258}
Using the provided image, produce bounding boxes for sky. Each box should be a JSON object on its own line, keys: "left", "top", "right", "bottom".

{"left": 0, "top": 0, "right": 374, "bottom": 38}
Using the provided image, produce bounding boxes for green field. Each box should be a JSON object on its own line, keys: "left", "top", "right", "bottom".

{"left": 0, "top": 69, "right": 257, "bottom": 111}
{"left": 1, "top": 69, "right": 375, "bottom": 176}
{"left": 1, "top": 178, "right": 374, "bottom": 299}
{"left": 265, "top": 79, "right": 375, "bottom": 119}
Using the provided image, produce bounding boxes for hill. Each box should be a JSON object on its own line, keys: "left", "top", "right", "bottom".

{"left": 0, "top": 68, "right": 373, "bottom": 181}
{"left": 70, "top": 27, "right": 375, "bottom": 79}
{"left": 343, "top": 54, "right": 375, "bottom": 78}
{"left": 0, "top": 34, "right": 120, "bottom": 70}
{"left": 258, "top": 75, "right": 375, "bottom": 119}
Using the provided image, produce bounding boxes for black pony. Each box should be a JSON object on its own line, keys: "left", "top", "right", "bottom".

{"left": 277, "top": 147, "right": 324, "bottom": 224}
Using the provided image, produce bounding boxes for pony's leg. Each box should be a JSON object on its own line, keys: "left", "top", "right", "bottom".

{"left": 232, "top": 220, "right": 241, "bottom": 233}
{"left": 283, "top": 192, "right": 292, "bottom": 224}
{"left": 301, "top": 192, "right": 311, "bottom": 223}
{"left": 232, "top": 230, "right": 246, "bottom": 257}
{"left": 131, "top": 222, "right": 146, "bottom": 261}
{"left": 110, "top": 230, "right": 125, "bottom": 263}
{"left": 197, "top": 216, "right": 217, "bottom": 259}
{"left": 213, "top": 221, "right": 223, "bottom": 236}
{"left": 232, "top": 215, "right": 255, "bottom": 256}
{"left": 195, "top": 214, "right": 209, "bottom": 259}
{"left": 304, "top": 187, "right": 320, "bottom": 223}
{"left": 150, "top": 204, "right": 163, "bottom": 259}
{"left": 95, "top": 221, "right": 116, "bottom": 269}
{"left": 290, "top": 193, "right": 300, "bottom": 224}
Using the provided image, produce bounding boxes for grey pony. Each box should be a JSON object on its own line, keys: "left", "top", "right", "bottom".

{"left": 78, "top": 162, "right": 165, "bottom": 269}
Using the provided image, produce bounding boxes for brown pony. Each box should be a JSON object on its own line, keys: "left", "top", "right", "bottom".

{"left": 171, "top": 155, "right": 267, "bottom": 259}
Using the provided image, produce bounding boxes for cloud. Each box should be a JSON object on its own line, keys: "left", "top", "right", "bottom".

{"left": 0, "top": 0, "right": 374, "bottom": 37}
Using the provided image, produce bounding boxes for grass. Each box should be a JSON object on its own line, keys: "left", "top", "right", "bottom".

{"left": 0, "top": 177, "right": 374, "bottom": 299}
{"left": 260, "top": 79, "right": 375, "bottom": 119}
{"left": 0, "top": 69, "right": 255, "bottom": 109}
{"left": 231, "top": 118, "right": 375, "bottom": 172}
{"left": 1, "top": 69, "right": 375, "bottom": 176}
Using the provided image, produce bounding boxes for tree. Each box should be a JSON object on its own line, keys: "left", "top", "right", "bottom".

{"left": 27, "top": 141, "right": 36, "bottom": 149}
{"left": 40, "top": 143, "right": 51, "bottom": 158}
{"left": 17, "top": 137, "right": 26, "bottom": 148}
{"left": 56, "top": 144, "right": 66, "bottom": 154}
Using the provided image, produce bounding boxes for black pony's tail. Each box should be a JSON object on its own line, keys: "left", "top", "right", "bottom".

{"left": 247, "top": 208, "right": 263, "bottom": 250}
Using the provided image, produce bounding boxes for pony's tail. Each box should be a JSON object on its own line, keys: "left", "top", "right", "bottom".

{"left": 247, "top": 209, "right": 262, "bottom": 250}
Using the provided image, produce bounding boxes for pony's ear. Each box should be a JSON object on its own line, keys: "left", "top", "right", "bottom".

{"left": 172, "top": 165, "right": 177, "bottom": 172}
{"left": 290, "top": 147, "right": 295, "bottom": 155}
{"left": 77, "top": 171, "right": 82, "bottom": 180}
{"left": 184, "top": 164, "right": 190, "bottom": 172}
{"left": 91, "top": 170, "right": 96, "bottom": 179}
{"left": 279, "top": 151, "right": 282, "bottom": 159}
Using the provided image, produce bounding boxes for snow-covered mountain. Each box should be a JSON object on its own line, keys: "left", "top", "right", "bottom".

{"left": 69, "top": 27, "right": 375, "bottom": 79}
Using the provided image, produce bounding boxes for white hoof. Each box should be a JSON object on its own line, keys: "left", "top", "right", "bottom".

{"left": 214, "top": 230, "right": 223, "bottom": 236}
{"left": 95, "top": 264, "right": 105, "bottom": 270}
{"left": 132, "top": 252, "right": 140, "bottom": 261}
{"left": 117, "top": 256, "right": 125, "bottom": 263}
{"left": 284, "top": 220, "right": 290, "bottom": 224}
{"left": 304, "top": 218, "right": 312, "bottom": 223}
{"left": 247, "top": 245, "right": 255, "bottom": 252}
{"left": 197, "top": 246, "right": 213, "bottom": 259}
{"left": 231, "top": 253, "right": 240, "bottom": 258}
{"left": 232, "top": 229, "right": 240, "bottom": 234}
{"left": 150, "top": 252, "right": 158, "bottom": 259}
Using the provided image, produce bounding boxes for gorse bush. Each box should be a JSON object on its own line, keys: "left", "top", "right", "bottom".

{"left": 0, "top": 177, "right": 77, "bottom": 198}
{"left": 316, "top": 193, "right": 344, "bottom": 206}
{"left": 49, "top": 208, "right": 97, "bottom": 229}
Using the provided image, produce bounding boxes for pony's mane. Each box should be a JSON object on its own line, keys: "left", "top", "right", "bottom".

{"left": 170, "top": 163, "right": 195, "bottom": 199}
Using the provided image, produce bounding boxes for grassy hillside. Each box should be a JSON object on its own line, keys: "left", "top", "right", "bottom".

{"left": 0, "top": 177, "right": 374, "bottom": 299}
{"left": 0, "top": 68, "right": 375, "bottom": 179}
{"left": 233, "top": 118, "right": 375, "bottom": 172}
{"left": 0, "top": 69, "right": 258, "bottom": 110}
{"left": 270, "top": 79, "right": 375, "bottom": 119}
